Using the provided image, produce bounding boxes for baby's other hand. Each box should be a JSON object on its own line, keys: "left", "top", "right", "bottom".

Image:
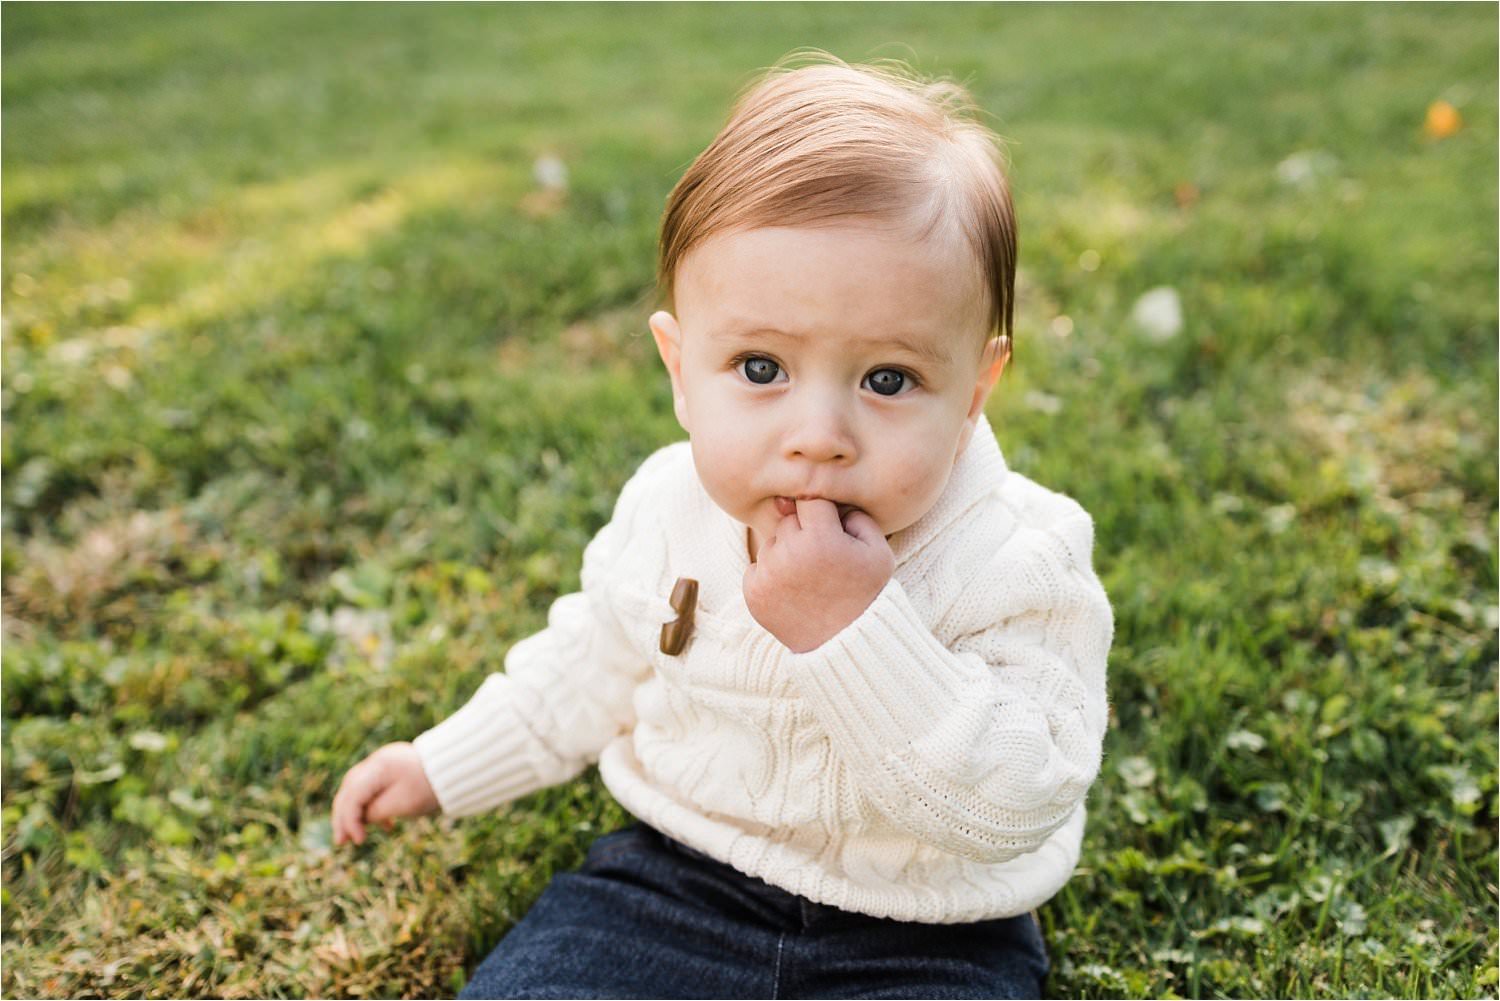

{"left": 743, "top": 498, "right": 895, "bottom": 653}
{"left": 331, "top": 741, "right": 440, "bottom": 846}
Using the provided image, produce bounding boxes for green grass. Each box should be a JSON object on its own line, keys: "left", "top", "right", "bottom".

{"left": 3, "top": 4, "right": 1496, "bottom": 997}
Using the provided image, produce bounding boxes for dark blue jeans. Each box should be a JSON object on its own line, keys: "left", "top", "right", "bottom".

{"left": 460, "top": 823, "right": 1049, "bottom": 999}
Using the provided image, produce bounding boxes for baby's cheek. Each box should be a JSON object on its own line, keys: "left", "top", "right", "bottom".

{"left": 881, "top": 459, "right": 950, "bottom": 531}
{"left": 693, "top": 446, "right": 756, "bottom": 522}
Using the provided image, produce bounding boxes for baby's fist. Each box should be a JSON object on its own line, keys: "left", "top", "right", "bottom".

{"left": 743, "top": 499, "right": 894, "bottom": 653}
{"left": 332, "top": 741, "right": 439, "bottom": 846}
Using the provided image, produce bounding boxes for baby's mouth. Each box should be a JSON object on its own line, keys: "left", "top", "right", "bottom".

{"left": 775, "top": 496, "right": 859, "bottom": 520}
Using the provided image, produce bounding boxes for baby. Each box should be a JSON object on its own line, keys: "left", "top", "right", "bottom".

{"left": 333, "top": 54, "right": 1112, "bottom": 999}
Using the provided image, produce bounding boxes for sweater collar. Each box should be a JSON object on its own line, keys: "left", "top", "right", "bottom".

{"left": 714, "top": 413, "right": 1009, "bottom": 573}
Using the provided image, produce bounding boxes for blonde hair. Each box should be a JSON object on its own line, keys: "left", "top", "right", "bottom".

{"left": 657, "top": 51, "right": 1017, "bottom": 346}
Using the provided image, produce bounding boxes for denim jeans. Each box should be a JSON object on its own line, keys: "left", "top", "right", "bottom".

{"left": 459, "top": 822, "right": 1049, "bottom": 999}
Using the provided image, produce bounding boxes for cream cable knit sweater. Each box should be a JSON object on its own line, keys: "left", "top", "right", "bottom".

{"left": 413, "top": 416, "right": 1112, "bottom": 923}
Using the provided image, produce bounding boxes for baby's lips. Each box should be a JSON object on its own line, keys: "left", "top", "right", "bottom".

{"left": 775, "top": 496, "right": 862, "bottom": 521}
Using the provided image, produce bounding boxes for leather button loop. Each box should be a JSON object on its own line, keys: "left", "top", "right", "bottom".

{"left": 659, "top": 577, "right": 698, "bottom": 655}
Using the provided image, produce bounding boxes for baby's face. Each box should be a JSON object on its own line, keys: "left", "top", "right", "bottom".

{"left": 650, "top": 222, "right": 1005, "bottom": 557}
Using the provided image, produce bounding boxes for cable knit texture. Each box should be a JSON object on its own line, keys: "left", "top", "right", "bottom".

{"left": 413, "top": 416, "right": 1112, "bottom": 923}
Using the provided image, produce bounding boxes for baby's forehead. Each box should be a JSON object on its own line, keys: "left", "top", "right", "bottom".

{"left": 682, "top": 222, "right": 989, "bottom": 333}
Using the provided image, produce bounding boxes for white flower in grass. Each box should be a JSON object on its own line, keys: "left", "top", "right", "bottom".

{"left": 1263, "top": 504, "right": 1298, "bottom": 535}
{"left": 1276, "top": 150, "right": 1338, "bottom": 188}
{"left": 1130, "top": 287, "right": 1183, "bottom": 341}
{"left": 533, "top": 155, "right": 569, "bottom": 191}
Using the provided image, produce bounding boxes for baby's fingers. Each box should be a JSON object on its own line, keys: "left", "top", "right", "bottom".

{"left": 840, "top": 509, "right": 887, "bottom": 547}
{"left": 332, "top": 793, "right": 363, "bottom": 847}
{"left": 332, "top": 798, "right": 365, "bottom": 847}
{"left": 332, "top": 762, "right": 384, "bottom": 846}
{"left": 794, "top": 497, "right": 841, "bottom": 535}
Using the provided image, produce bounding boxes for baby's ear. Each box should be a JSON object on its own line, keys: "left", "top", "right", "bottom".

{"left": 958, "top": 334, "right": 1010, "bottom": 454}
{"left": 648, "top": 311, "right": 690, "bottom": 431}
{"left": 965, "top": 334, "right": 1010, "bottom": 419}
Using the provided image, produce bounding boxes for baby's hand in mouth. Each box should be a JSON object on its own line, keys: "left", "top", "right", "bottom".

{"left": 773, "top": 496, "right": 858, "bottom": 521}
{"left": 743, "top": 498, "right": 896, "bottom": 653}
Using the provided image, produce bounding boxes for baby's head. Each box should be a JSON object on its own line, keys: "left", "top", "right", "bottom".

{"left": 648, "top": 54, "right": 1017, "bottom": 552}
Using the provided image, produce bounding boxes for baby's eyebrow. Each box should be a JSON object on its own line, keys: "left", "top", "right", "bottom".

{"left": 863, "top": 334, "right": 953, "bottom": 367}
{"left": 714, "top": 324, "right": 952, "bottom": 367}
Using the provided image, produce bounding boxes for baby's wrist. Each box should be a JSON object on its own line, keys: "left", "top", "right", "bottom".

{"left": 756, "top": 578, "right": 888, "bottom": 653}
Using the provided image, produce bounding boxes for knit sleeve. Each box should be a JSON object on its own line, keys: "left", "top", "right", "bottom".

{"left": 410, "top": 452, "right": 666, "bottom": 817}
{"left": 786, "top": 512, "right": 1112, "bottom": 864}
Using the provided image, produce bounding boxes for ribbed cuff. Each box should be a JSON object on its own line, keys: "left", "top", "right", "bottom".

{"left": 411, "top": 677, "right": 554, "bottom": 817}
{"left": 787, "top": 579, "right": 986, "bottom": 767}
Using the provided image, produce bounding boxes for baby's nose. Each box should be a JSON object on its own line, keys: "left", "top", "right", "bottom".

{"left": 784, "top": 400, "right": 857, "bottom": 464}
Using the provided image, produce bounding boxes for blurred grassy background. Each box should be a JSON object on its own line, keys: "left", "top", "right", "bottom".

{"left": 2, "top": 4, "right": 1496, "bottom": 998}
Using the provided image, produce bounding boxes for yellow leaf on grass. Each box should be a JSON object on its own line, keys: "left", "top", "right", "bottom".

{"left": 1424, "top": 100, "right": 1462, "bottom": 139}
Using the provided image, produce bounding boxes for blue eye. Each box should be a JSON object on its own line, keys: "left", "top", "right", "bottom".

{"left": 742, "top": 357, "right": 780, "bottom": 384}
{"left": 865, "top": 368, "right": 909, "bottom": 396}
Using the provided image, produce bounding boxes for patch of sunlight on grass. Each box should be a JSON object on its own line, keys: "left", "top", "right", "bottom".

{"left": 7, "top": 158, "right": 514, "bottom": 372}
{"left": 156, "top": 160, "right": 513, "bottom": 326}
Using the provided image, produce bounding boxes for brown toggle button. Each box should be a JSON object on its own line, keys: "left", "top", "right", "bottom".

{"left": 659, "top": 577, "right": 698, "bottom": 655}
